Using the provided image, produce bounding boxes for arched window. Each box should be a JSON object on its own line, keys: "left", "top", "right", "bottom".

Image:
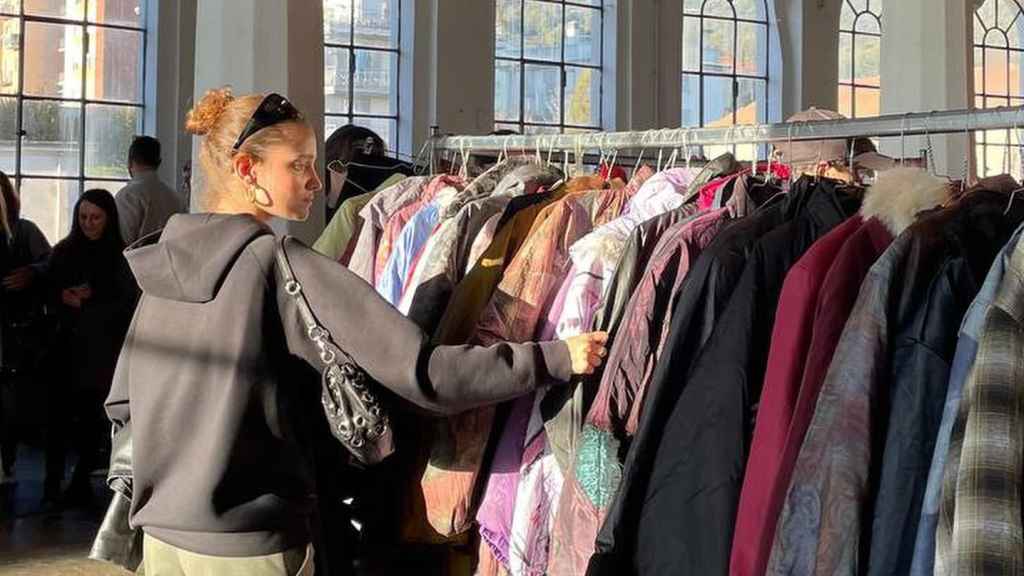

{"left": 495, "top": 0, "right": 604, "bottom": 134}
{"left": 838, "top": 0, "right": 882, "bottom": 118}
{"left": 681, "top": 0, "right": 770, "bottom": 159}
{"left": 323, "top": 0, "right": 401, "bottom": 150}
{"left": 974, "top": 0, "right": 1024, "bottom": 177}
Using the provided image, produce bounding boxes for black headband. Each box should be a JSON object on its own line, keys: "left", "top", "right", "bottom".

{"left": 232, "top": 93, "right": 303, "bottom": 151}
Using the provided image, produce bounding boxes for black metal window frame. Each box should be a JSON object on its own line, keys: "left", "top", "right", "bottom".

{"left": 681, "top": 0, "right": 771, "bottom": 155}
{"left": 1, "top": 1, "right": 147, "bottom": 195}
{"left": 322, "top": 0, "right": 401, "bottom": 149}
{"left": 838, "top": 0, "right": 882, "bottom": 119}
{"left": 974, "top": 0, "right": 1024, "bottom": 177}
{"left": 495, "top": 0, "right": 605, "bottom": 134}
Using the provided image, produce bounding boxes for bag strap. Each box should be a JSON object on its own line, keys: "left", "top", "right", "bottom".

{"left": 274, "top": 236, "right": 355, "bottom": 367}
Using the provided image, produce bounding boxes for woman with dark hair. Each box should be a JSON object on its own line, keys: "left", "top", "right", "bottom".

{"left": 43, "top": 188, "right": 137, "bottom": 506}
{"left": 0, "top": 170, "right": 51, "bottom": 483}
{"left": 314, "top": 125, "right": 413, "bottom": 260}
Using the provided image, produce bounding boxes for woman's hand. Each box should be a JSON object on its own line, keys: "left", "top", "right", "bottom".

{"left": 2, "top": 266, "right": 35, "bottom": 291}
{"left": 565, "top": 332, "right": 609, "bottom": 376}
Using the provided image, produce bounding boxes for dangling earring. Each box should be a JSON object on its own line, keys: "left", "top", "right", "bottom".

{"left": 251, "top": 183, "right": 272, "bottom": 207}
{"left": 245, "top": 182, "right": 257, "bottom": 204}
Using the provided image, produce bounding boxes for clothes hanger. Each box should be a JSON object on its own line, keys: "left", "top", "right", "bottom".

{"left": 633, "top": 130, "right": 651, "bottom": 175}
{"left": 1005, "top": 113, "right": 1024, "bottom": 215}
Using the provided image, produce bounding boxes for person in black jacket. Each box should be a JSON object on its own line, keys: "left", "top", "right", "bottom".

{"left": 0, "top": 170, "right": 51, "bottom": 482}
{"left": 43, "top": 188, "right": 137, "bottom": 507}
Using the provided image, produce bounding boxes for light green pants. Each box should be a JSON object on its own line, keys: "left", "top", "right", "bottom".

{"left": 142, "top": 534, "right": 315, "bottom": 576}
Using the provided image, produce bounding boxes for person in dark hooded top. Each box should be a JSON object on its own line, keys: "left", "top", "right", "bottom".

{"left": 89, "top": 87, "right": 608, "bottom": 576}
{"left": 44, "top": 188, "right": 137, "bottom": 507}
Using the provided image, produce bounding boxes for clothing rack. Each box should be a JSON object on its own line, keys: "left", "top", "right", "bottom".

{"left": 430, "top": 105, "right": 1024, "bottom": 155}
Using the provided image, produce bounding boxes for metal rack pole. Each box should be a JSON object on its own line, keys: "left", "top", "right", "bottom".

{"left": 431, "top": 105, "right": 1024, "bottom": 152}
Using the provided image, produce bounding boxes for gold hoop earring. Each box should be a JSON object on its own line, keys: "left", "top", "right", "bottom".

{"left": 252, "top": 183, "right": 272, "bottom": 207}
{"left": 245, "top": 183, "right": 257, "bottom": 204}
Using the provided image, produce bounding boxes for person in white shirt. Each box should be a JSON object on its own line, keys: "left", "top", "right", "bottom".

{"left": 115, "top": 136, "right": 186, "bottom": 245}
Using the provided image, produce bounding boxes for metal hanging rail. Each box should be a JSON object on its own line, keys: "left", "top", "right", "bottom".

{"left": 431, "top": 105, "right": 1024, "bottom": 152}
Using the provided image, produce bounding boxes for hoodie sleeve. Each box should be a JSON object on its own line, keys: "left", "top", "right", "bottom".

{"left": 272, "top": 237, "right": 572, "bottom": 416}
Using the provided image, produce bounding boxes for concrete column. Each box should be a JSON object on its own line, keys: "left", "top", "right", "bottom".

{"left": 192, "top": 0, "right": 325, "bottom": 243}
{"left": 149, "top": 0, "right": 196, "bottom": 196}
{"left": 880, "top": 0, "right": 972, "bottom": 176}
{"left": 611, "top": 0, "right": 682, "bottom": 131}
{"left": 776, "top": 0, "right": 842, "bottom": 118}
{"left": 429, "top": 0, "right": 496, "bottom": 136}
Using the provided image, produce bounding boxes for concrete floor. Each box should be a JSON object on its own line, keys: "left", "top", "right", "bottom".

{"left": 0, "top": 446, "right": 134, "bottom": 576}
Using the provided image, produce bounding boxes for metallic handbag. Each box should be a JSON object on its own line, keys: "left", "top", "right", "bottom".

{"left": 275, "top": 237, "right": 394, "bottom": 465}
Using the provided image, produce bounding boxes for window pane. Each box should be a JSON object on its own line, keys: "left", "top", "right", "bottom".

{"left": 353, "top": 116, "right": 395, "bottom": 151}
{"left": 984, "top": 46, "right": 1009, "bottom": 95}
{"left": 353, "top": 0, "right": 397, "bottom": 49}
{"left": 0, "top": 0, "right": 17, "bottom": 14}
{"left": 324, "top": 115, "right": 350, "bottom": 142}
{"left": 87, "top": 179, "right": 127, "bottom": 197}
{"left": 523, "top": 63, "right": 560, "bottom": 124}
{"left": 495, "top": 59, "right": 521, "bottom": 122}
{"left": 684, "top": 0, "right": 702, "bottom": 15}
{"left": 0, "top": 16, "right": 20, "bottom": 94}
{"left": 86, "top": 26, "right": 144, "bottom": 103}
{"left": 682, "top": 73, "right": 700, "bottom": 126}
{"left": 21, "top": 100, "right": 80, "bottom": 177}
{"left": 19, "top": 178, "right": 78, "bottom": 244}
{"left": 24, "top": 0, "right": 82, "bottom": 20}
{"left": 736, "top": 77, "right": 765, "bottom": 124}
{"left": 352, "top": 49, "right": 397, "bottom": 115}
{"left": 838, "top": 84, "right": 854, "bottom": 117}
{"left": 998, "top": 0, "right": 1021, "bottom": 31}
{"left": 0, "top": 97, "right": 12, "bottom": 173}
{"left": 325, "top": 47, "right": 350, "bottom": 114}
{"left": 703, "top": 0, "right": 734, "bottom": 18}
{"left": 840, "top": 2, "right": 856, "bottom": 30}
{"left": 24, "top": 21, "right": 84, "bottom": 98}
{"left": 523, "top": 0, "right": 561, "bottom": 62}
{"left": 88, "top": 0, "right": 143, "bottom": 28}
{"left": 496, "top": 0, "right": 521, "bottom": 59}
{"left": 1011, "top": 18, "right": 1024, "bottom": 48}
{"left": 975, "top": 47, "right": 985, "bottom": 92}
{"left": 85, "top": 104, "right": 139, "bottom": 179}
{"left": 1011, "top": 50, "right": 1023, "bottom": 96}
{"left": 858, "top": 86, "right": 881, "bottom": 116}
{"left": 702, "top": 18, "right": 735, "bottom": 74}
{"left": 524, "top": 124, "right": 560, "bottom": 135}
{"left": 565, "top": 6, "right": 600, "bottom": 66}
{"left": 736, "top": 22, "right": 766, "bottom": 77}
{"left": 855, "top": 14, "right": 880, "bottom": 34}
{"left": 702, "top": 75, "right": 734, "bottom": 126}
{"left": 984, "top": 29, "right": 1007, "bottom": 47}
{"left": 324, "top": 0, "right": 352, "bottom": 45}
{"left": 838, "top": 32, "right": 853, "bottom": 83}
{"left": 494, "top": 122, "right": 519, "bottom": 133}
{"left": 733, "top": 0, "right": 765, "bottom": 20}
{"left": 564, "top": 66, "right": 600, "bottom": 128}
{"left": 854, "top": 34, "right": 881, "bottom": 87}
{"left": 682, "top": 16, "right": 700, "bottom": 72}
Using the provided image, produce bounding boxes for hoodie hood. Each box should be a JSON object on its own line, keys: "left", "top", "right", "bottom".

{"left": 126, "top": 213, "right": 272, "bottom": 303}
{"left": 860, "top": 167, "right": 952, "bottom": 236}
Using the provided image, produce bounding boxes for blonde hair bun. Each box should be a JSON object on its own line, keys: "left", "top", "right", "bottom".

{"left": 186, "top": 87, "right": 235, "bottom": 136}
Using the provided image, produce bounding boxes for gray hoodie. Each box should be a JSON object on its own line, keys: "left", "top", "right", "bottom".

{"left": 105, "top": 212, "right": 571, "bottom": 557}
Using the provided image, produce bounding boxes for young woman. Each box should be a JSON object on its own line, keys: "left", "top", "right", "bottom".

{"left": 0, "top": 171, "right": 51, "bottom": 482}
{"left": 94, "top": 88, "right": 607, "bottom": 576}
{"left": 44, "top": 188, "right": 136, "bottom": 506}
